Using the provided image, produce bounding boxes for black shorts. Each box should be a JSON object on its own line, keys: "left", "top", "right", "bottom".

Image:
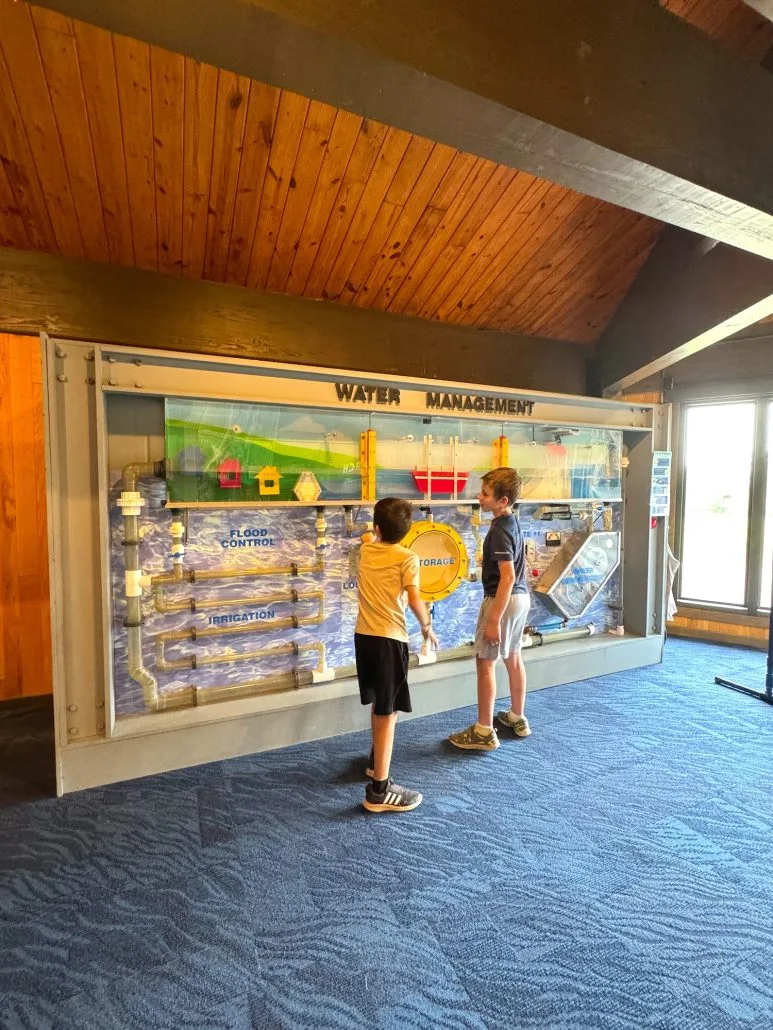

{"left": 354, "top": 633, "right": 412, "bottom": 715}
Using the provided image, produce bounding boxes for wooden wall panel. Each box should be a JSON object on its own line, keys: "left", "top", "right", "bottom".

{"left": 668, "top": 614, "right": 768, "bottom": 647}
{"left": 405, "top": 164, "right": 524, "bottom": 320}
{"left": 431, "top": 177, "right": 553, "bottom": 324}
{"left": 0, "top": 334, "right": 52, "bottom": 700}
{"left": 321, "top": 125, "right": 414, "bottom": 303}
{"left": 389, "top": 158, "right": 502, "bottom": 315}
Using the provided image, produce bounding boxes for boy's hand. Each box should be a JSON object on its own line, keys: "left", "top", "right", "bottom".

{"left": 484, "top": 617, "right": 501, "bottom": 645}
{"left": 422, "top": 625, "right": 439, "bottom": 649}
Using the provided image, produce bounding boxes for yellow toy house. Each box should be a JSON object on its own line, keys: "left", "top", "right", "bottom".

{"left": 257, "top": 465, "right": 282, "bottom": 496}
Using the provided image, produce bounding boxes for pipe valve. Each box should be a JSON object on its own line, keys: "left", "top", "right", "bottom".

{"left": 117, "top": 491, "right": 145, "bottom": 517}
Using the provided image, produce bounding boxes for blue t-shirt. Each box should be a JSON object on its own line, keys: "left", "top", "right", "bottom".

{"left": 482, "top": 513, "right": 528, "bottom": 597}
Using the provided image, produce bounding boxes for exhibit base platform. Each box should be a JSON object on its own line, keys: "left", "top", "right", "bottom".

{"left": 56, "top": 633, "right": 662, "bottom": 795}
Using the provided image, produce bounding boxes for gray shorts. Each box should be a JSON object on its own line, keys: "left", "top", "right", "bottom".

{"left": 474, "top": 594, "right": 530, "bottom": 660}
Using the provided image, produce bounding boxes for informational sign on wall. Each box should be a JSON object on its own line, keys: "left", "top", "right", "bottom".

{"left": 650, "top": 451, "right": 672, "bottom": 517}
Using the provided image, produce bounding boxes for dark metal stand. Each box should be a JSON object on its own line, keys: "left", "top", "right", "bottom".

{"left": 714, "top": 593, "right": 773, "bottom": 704}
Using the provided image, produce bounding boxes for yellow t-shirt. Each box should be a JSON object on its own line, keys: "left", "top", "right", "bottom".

{"left": 355, "top": 541, "right": 420, "bottom": 643}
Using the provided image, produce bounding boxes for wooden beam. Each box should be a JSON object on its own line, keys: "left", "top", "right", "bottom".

{"left": 591, "top": 228, "right": 773, "bottom": 395}
{"left": 0, "top": 246, "right": 586, "bottom": 394}
{"left": 745, "top": 1, "right": 773, "bottom": 24}
{"left": 625, "top": 334, "right": 773, "bottom": 400}
{"left": 27, "top": 0, "right": 773, "bottom": 259}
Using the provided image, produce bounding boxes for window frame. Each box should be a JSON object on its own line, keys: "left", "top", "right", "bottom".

{"left": 674, "top": 393, "right": 771, "bottom": 616}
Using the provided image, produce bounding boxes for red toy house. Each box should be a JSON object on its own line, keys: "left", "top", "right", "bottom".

{"left": 218, "top": 458, "right": 242, "bottom": 489}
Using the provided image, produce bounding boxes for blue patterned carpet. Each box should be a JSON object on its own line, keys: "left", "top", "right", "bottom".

{"left": 2, "top": 638, "right": 773, "bottom": 1030}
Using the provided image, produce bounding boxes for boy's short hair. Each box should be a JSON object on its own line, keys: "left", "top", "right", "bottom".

{"left": 373, "top": 497, "right": 413, "bottom": 544}
{"left": 482, "top": 467, "right": 522, "bottom": 504}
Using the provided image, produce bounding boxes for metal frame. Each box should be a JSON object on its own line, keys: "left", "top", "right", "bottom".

{"left": 44, "top": 337, "right": 668, "bottom": 794}
{"left": 715, "top": 578, "right": 773, "bottom": 704}
{"left": 99, "top": 341, "right": 652, "bottom": 432}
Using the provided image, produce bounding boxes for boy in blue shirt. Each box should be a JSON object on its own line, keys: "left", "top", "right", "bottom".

{"left": 449, "top": 467, "right": 531, "bottom": 751}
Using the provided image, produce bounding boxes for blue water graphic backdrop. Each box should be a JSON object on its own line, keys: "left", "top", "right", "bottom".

{"left": 110, "top": 480, "right": 621, "bottom": 716}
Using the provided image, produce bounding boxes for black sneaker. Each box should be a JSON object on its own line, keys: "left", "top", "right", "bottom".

{"left": 365, "top": 748, "right": 375, "bottom": 779}
{"left": 363, "top": 780, "right": 423, "bottom": 813}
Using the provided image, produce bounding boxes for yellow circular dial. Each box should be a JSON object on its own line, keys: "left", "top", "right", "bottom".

{"left": 402, "top": 521, "right": 469, "bottom": 602}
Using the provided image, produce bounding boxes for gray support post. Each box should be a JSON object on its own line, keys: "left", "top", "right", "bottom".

{"left": 622, "top": 404, "right": 670, "bottom": 642}
{"left": 45, "top": 337, "right": 106, "bottom": 788}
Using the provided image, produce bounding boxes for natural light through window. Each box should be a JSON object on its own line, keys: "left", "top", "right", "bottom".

{"left": 761, "top": 401, "right": 773, "bottom": 612}
{"left": 680, "top": 402, "right": 755, "bottom": 606}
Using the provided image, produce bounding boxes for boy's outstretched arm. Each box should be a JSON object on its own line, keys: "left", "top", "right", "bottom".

{"left": 405, "top": 585, "right": 439, "bottom": 649}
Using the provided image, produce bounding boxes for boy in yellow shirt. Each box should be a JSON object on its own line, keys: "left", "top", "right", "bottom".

{"left": 356, "top": 498, "right": 438, "bottom": 813}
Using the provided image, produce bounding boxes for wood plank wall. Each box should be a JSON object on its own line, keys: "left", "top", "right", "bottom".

{"left": 0, "top": 334, "right": 52, "bottom": 699}
{"left": 668, "top": 614, "right": 767, "bottom": 648}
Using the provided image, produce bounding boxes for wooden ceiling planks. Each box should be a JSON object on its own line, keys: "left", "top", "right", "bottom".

{"left": 279, "top": 108, "right": 362, "bottom": 297}
{"left": 404, "top": 164, "right": 527, "bottom": 321}
{"left": 428, "top": 177, "right": 555, "bottom": 326}
{"left": 0, "top": 9, "right": 57, "bottom": 253}
{"left": 320, "top": 125, "right": 415, "bottom": 305}
{"left": 0, "top": 0, "right": 771, "bottom": 344}
{"left": 182, "top": 61, "right": 218, "bottom": 281}
{"left": 150, "top": 49, "right": 185, "bottom": 275}
{"left": 245, "top": 89, "right": 310, "bottom": 291}
{"left": 27, "top": 9, "right": 107, "bottom": 262}
{"left": 0, "top": 160, "right": 28, "bottom": 250}
{"left": 113, "top": 34, "right": 157, "bottom": 271}
{"left": 72, "top": 19, "right": 134, "bottom": 266}
{"left": 330, "top": 136, "right": 440, "bottom": 308}
{"left": 0, "top": 3, "right": 81, "bottom": 259}
{"left": 264, "top": 99, "right": 338, "bottom": 296}
{"left": 385, "top": 158, "right": 504, "bottom": 316}
{"left": 351, "top": 150, "right": 478, "bottom": 313}
{"left": 204, "top": 69, "right": 252, "bottom": 284}
{"left": 300, "top": 118, "right": 388, "bottom": 299}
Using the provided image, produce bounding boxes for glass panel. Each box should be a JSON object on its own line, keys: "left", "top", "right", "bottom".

{"left": 165, "top": 398, "right": 362, "bottom": 502}
{"left": 680, "top": 402, "right": 755, "bottom": 606}
{"left": 165, "top": 399, "right": 624, "bottom": 506}
{"left": 760, "top": 401, "right": 773, "bottom": 611}
{"left": 370, "top": 414, "right": 622, "bottom": 502}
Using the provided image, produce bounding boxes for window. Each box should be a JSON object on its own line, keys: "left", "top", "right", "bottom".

{"left": 761, "top": 401, "right": 773, "bottom": 611}
{"left": 677, "top": 398, "right": 771, "bottom": 614}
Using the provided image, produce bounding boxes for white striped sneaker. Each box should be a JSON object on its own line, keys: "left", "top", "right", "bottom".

{"left": 363, "top": 780, "right": 423, "bottom": 813}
